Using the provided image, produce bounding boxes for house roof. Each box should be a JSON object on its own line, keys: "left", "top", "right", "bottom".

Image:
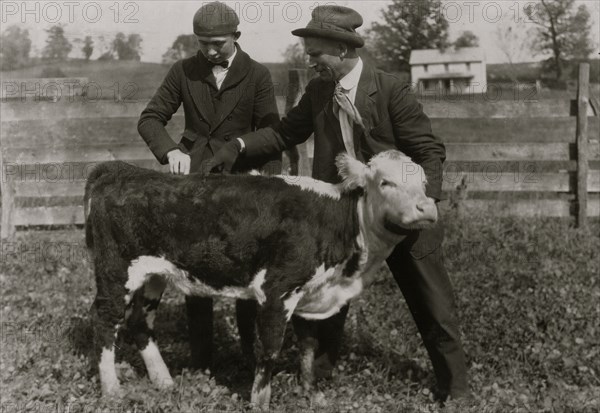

{"left": 417, "top": 72, "right": 474, "bottom": 80}
{"left": 409, "top": 47, "right": 484, "bottom": 65}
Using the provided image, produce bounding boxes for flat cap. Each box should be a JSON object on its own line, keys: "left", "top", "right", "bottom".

{"left": 292, "top": 5, "right": 364, "bottom": 48}
{"left": 193, "top": 2, "right": 240, "bottom": 37}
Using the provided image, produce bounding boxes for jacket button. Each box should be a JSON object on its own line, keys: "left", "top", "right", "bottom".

{"left": 224, "top": 136, "right": 230, "bottom": 141}
{"left": 227, "top": 115, "right": 233, "bottom": 120}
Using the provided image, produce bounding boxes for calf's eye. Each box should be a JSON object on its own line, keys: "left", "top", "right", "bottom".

{"left": 381, "top": 179, "right": 396, "bottom": 188}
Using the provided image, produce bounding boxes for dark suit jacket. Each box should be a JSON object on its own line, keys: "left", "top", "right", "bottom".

{"left": 242, "top": 63, "right": 445, "bottom": 201}
{"left": 138, "top": 44, "right": 281, "bottom": 173}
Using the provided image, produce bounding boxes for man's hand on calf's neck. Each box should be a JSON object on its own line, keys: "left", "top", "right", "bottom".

{"left": 167, "top": 149, "right": 191, "bottom": 175}
{"left": 199, "top": 138, "right": 242, "bottom": 175}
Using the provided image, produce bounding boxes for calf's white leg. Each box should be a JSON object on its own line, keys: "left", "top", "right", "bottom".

{"left": 126, "top": 272, "right": 173, "bottom": 389}
{"left": 140, "top": 338, "right": 174, "bottom": 388}
{"left": 99, "top": 345, "right": 120, "bottom": 396}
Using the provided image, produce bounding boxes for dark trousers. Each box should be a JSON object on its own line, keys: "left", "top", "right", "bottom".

{"left": 185, "top": 297, "right": 257, "bottom": 369}
{"left": 385, "top": 229, "right": 468, "bottom": 398}
{"left": 298, "top": 225, "right": 468, "bottom": 398}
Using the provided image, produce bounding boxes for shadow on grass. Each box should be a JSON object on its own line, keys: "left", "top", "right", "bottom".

{"left": 352, "top": 329, "right": 432, "bottom": 387}
{"left": 66, "top": 300, "right": 301, "bottom": 400}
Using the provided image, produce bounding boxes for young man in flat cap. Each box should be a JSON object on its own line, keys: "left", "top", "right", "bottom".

{"left": 202, "top": 5, "right": 468, "bottom": 402}
{"left": 138, "top": 1, "right": 281, "bottom": 371}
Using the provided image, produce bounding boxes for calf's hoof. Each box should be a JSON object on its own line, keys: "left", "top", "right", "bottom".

{"left": 310, "top": 391, "right": 328, "bottom": 408}
{"left": 154, "top": 376, "right": 175, "bottom": 390}
{"left": 250, "top": 384, "right": 271, "bottom": 411}
{"left": 101, "top": 383, "right": 122, "bottom": 399}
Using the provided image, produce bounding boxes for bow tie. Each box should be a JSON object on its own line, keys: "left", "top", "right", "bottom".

{"left": 208, "top": 60, "right": 229, "bottom": 69}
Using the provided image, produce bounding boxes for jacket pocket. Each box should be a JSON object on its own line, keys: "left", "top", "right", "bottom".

{"left": 369, "top": 119, "right": 393, "bottom": 141}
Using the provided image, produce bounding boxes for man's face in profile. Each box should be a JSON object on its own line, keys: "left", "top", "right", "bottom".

{"left": 303, "top": 37, "right": 345, "bottom": 82}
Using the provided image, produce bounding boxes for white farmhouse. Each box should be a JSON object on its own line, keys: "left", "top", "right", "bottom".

{"left": 409, "top": 47, "right": 486, "bottom": 94}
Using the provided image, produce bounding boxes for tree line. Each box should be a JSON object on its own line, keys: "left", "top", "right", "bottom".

{"left": 1, "top": 0, "right": 594, "bottom": 83}
{"left": 0, "top": 24, "right": 143, "bottom": 70}
{"left": 284, "top": 0, "right": 594, "bottom": 82}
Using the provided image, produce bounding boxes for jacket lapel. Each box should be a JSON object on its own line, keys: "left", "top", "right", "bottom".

{"left": 212, "top": 44, "right": 250, "bottom": 131}
{"left": 186, "top": 51, "right": 218, "bottom": 127}
{"left": 353, "top": 65, "right": 377, "bottom": 161}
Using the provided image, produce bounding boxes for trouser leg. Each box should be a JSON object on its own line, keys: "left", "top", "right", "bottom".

{"left": 292, "top": 315, "right": 319, "bottom": 390}
{"left": 387, "top": 239, "right": 468, "bottom": 399}
{"left": 185, "top": 296, "right": 213, "bottom": 370}
{"left": 236, "top": 298, "right": 257, "bottom": 365}
{"left": 315, "top": 304, "right": 349, "bottom": 371}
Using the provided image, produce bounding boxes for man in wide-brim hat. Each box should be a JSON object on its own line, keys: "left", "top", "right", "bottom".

{"left": 138, "top": 1, "right": 282, "bottom": 372}
{"left": 203, "top": 4, "right": 469, "bottom": 402}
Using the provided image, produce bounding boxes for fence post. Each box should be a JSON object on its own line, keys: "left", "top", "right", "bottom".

{"left": 575, "top": 63, "right": 589, "bottom": 228}
{"left": 286, "top": 69, "right": 311, "bottom": 176}
{"left": 0, "top": 155, "right": 16, "bottom": 239}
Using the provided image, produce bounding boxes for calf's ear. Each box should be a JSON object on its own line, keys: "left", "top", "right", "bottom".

{"left": 336, "top": 153, "right": 370, "bottom": 191}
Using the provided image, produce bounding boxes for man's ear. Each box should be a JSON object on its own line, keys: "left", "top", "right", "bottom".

{"left": 338, "top": 43, "right": 347, "bottom": 59}
{"left": 233, "top": 31, "right": 241, "bottom": 41}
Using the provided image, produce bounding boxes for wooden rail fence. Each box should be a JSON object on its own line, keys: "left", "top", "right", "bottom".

{"left": 1, "top": 65, "right": 598, "bottom": 238}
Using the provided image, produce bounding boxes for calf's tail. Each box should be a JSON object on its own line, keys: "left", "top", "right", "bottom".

{"left": 84, "top": 162, "right": 121, "bottom": 250}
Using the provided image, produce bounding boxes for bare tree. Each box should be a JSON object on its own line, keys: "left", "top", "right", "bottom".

{"left": 282, "top": 41, "right": 308, "bottom": 68}
{"left": 525, "top": 0, "right": 593, "bottom": 80}
{"left": 495, "top": 15, "right": 534, "bottom": 81}
{"left": 82, "top": 36, "right": 94, "bottom": 61}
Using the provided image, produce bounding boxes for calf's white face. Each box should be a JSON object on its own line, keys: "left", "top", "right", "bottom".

{"left": 336, "top": 150, "right": 437, "bottom": 232}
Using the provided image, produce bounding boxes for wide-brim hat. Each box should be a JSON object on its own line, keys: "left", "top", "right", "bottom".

{"left": 292, "top": 5, "right": 364, "bottom": 48}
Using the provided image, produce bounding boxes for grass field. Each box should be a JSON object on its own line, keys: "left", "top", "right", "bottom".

{"left": 3, "top": 59, "right": 598, "bottom": 102}
{"left": 1, "top": 209, "right": 598, "bottom": 412}
{"left": 2, "top": 56, "right": 599, "bottom": 412}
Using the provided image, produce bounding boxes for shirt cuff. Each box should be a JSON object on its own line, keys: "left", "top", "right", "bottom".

{"left": 237, "top": 137, "right": 246, "bottom": 153}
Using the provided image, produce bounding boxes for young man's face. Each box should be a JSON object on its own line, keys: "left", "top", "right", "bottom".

{"left": 303, "top": 37, "right": 345, "bottom": 82}
{"left": 196, "top": 33, "right": 238, "bottom": 63}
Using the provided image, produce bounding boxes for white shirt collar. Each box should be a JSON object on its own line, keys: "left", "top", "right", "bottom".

{"left": 338, "top": 58, "right": 363, "bottom": 91}
{"left": 226, "top": 45, "right": 237, "bottom": 68}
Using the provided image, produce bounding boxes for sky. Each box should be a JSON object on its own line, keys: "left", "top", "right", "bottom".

{"left": 2, "top": 0, "right": 599, "bottom": 64}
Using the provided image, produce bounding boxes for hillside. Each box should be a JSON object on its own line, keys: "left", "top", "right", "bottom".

{"left": 488, "top": 60, "right": 600, "bottom": 83}
{"left": 0, "top": 59, "right": 291, "bottom": 101}
{"left": 1, "top": 58, "right": 598, "bottom": 101}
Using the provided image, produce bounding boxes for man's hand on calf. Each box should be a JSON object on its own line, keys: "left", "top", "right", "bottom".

{"left": 199, "top": 139, "right": 242, "bottom": 175}
{"left": 167, "top": 149, "right": 191, "bottom": 175}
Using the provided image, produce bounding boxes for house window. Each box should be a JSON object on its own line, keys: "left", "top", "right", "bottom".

{"left": 466, "top": 62, "right": 471, "bottom": 71}
{"left": 444, "top": 63, "right": 449, "bottom": 72}
{"left": 423, "top": 80, "right": 436, "bottom": 92}
{"left": 423, "top": 64, "right": 428, "bottom": 72}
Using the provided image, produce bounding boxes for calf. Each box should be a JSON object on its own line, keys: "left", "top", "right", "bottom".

{"left": 84, "top": 150, "right": 437, "bottom": 409}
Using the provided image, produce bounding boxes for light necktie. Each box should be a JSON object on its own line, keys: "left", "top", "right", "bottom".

{"left": 333, "top": 82, "right": 364, "bottom": 129}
